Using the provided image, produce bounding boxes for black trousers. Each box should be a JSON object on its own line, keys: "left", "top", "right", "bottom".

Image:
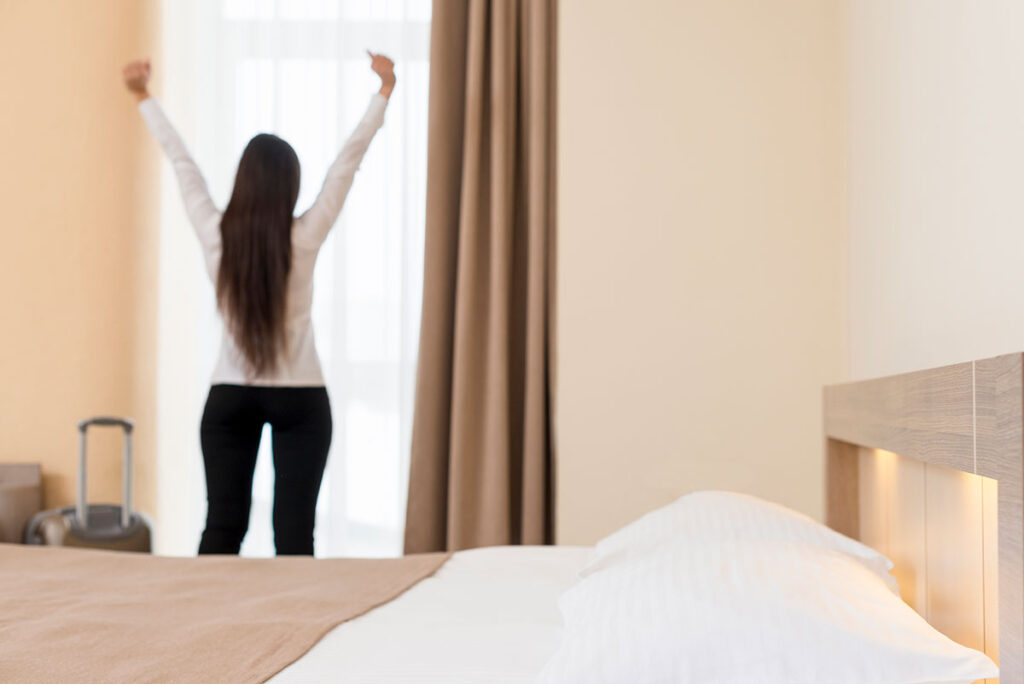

{"left": 198, "top": 384, "right": 332, "bottom": 556}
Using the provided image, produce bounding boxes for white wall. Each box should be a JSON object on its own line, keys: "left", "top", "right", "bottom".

{"left": 847, "top": 0, "right": 1024, "bottom": 379}
{"left": 556, "top": 0, "right": 846, "bottom": 543}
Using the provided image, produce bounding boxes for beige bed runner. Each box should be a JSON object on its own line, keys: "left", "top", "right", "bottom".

{"left": 0, "top": 543, "right": 451, "bottom": 683}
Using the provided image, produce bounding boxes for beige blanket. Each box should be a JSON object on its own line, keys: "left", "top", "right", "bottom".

{"left": 0, "top": 544, "right": 451, "bottom": 683}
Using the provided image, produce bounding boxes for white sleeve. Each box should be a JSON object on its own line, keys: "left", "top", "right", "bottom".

{"left": 296, "top": 93, "right": 388, "bottom": 247}
{"left": 138, "top": 98, "right": 221, "bottom": 254}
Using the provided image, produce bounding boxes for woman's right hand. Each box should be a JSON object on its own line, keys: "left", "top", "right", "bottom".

{"left": 123, "top": 59, "right": 152, "bottom": 103}
{"left": 367, "top": 51, "right": 396, "bottom": 99}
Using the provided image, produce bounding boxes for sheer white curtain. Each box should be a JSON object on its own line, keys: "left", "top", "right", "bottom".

{"left": 155, "top": 0, "right": 429, "bottom": 557}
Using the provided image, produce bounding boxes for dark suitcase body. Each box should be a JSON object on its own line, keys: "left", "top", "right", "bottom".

{"left": 25, "top": 417, "right": 152, "bottom": 552}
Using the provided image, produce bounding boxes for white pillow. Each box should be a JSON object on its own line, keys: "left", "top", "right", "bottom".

{"left": 539, "top": 537, "right": 998, "bottom": 684}
{"left": 587, "top": 490, "right": 893, "bottom": 582}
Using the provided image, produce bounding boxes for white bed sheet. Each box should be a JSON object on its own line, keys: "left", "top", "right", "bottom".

{"left": 272, "top": 545, "right": 590, "bottom": 683}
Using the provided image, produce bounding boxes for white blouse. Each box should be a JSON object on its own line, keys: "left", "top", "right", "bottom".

{"left": 139, "top": 93, "right": 388, "bottom": 387}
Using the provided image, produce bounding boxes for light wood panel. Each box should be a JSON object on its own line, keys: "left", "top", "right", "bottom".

{"left": 853, "top": 449, "right": 994, "bottom": 669}
{"left": 975, "top": 354, "right": 1023, "bottom": 682}
{"left": 925, "top": 464, "right": 986, "bottom": 651}
{"left": 985, "top": 477, "right": 1001, "bottom": 683}
{"left": 889, "top": 453, "right": 926, "bottom": 612}
{"left": 857, "top": 448, "right": 892, "bottom": 556}
{"left": 826, "top": 352, "right": 1024, "bottom": 683}
{"left": 825, "top": 439, "right": 859, "bottom": 539}
{"left": 825, "top": 361, "right": 974, "bottom": 473}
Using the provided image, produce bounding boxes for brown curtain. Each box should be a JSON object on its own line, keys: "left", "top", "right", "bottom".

{"left": 403, "top": 0, "right": 556, "bottom": 553}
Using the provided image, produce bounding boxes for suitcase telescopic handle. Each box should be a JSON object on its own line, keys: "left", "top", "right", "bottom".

{"left": 77, "top": 417, "right": 134, "bottom": 529}
{"left": 78, "top": 417, "right": 134, "bottom": 432}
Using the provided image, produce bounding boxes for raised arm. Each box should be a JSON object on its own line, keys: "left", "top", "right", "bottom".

{"left": 124, "top": 59, "right": 220, "bottom": 253}
{"left": 297, "top": 52, "right": 396, "bottom": 247}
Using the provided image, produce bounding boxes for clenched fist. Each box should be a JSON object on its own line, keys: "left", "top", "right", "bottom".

{"left": 367, "top": 51, "right": 396, "bottom": 99}
{"left": 123, "top": 59, "right": 152, "bottom": 102}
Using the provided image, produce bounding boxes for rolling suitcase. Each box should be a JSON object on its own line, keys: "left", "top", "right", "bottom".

{"left": 25, "top": 417, "right": 151, "bottom": 552}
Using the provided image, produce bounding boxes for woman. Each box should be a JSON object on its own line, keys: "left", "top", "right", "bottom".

{"left": 123, "top": 53, "right": 396, "bottom": 556}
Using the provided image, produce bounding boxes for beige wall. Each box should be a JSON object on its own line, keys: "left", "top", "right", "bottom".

{"left": 846, "top": 0, "right": 1024, "bottom": 380}
{"left": 0, "top": 1, "right": 160, "bottom": 515}
{"left": 556, "top": 0, "right": 846, "bottom": 543}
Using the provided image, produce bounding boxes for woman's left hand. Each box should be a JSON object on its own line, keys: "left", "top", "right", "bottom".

{"left": 123, "top": 59, "right": 152, "bottom": 102}
{"left": 367, "top": 51, "right": 396, "bottom": 99}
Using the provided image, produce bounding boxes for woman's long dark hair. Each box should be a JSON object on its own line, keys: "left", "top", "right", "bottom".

{"left": 218, "top": 133, "right": 301, "bottom": 377}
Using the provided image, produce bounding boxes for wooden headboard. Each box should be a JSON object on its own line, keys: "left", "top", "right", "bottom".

{"left": 825, "top": 352, "right": 1022, "bottom": 683}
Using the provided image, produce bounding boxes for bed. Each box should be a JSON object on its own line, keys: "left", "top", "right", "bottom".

{"left": 2, "top": 352, "right": 1020, "bottom": 683}
{"left": 273, "top": 545, "right": 589, "bottom": 683}
{"left": 286, "top": 350, "right": 1021, "bottom": 683}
